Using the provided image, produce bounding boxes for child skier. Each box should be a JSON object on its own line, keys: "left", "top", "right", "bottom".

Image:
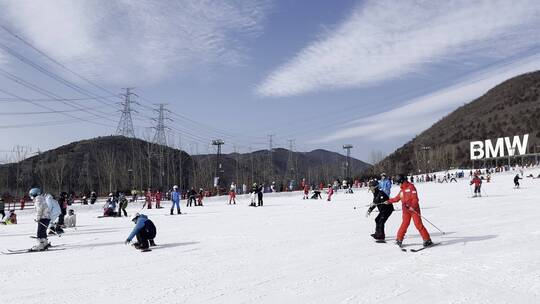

{"left": 155, "top": 190, "right": 162, "bottom": 208}
{"left": 103, "top": 193, "right": 118, "bottom": 216}
{"left": 514, "top": 174, "right": 522, "bottom": 188}
{"left": 386, "top": 175, "right": 433, "bottom": 248}
{"left": 366, "top": 180, "right": 393, "bottom": 241}
{"left": 197, "top": 188, "right": 204, "bottom": 206}
{"left": 125, "top": 213, "right": 156, "bottom": 252}
{"left": 118, "top": 192, "right": 128, "bottom": 217}
{"left": 28, "top": 188, "right": 52, "bottom": 251}
{"left": 303, "top": 184, "right": 310, "bottom": 200}
{"left": 326, "top": 184, "right": 334, "bottom": 201}
{"left": 64, "top": 209, "right": 76, "bottom": 227}
{"left": 378, "top": 173, "right": 392, "bottom": 196}
{"left": 250, "top": 183, "right": 258, "bottom": 207}
{"left": 470, "top": 174, "right": 482, "bottom": 197}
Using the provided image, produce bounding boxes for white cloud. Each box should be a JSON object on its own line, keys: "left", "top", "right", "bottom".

{"left": 257, "top": 0, "right": 540, "bottom": 97}
{"left": 310, "top": 53, "right": 540, "bottom": 143}
{"left": 0, "top": 0, "right": 269, "bottom": 85}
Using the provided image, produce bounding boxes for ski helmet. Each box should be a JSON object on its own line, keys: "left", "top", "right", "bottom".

{"left": 109, "top": 193, "right": 113, "bottom": 197}
{"left": 29, "top": 187, "right": 42, "bottom": 198}
{"left": 173, "top": 185, "right": 178, "bottom": 189}
{"left": 381, "top": 173, "right": 387, "bottom": 178}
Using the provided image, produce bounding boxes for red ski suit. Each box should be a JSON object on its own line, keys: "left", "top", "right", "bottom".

{"left": 387, "top": 181, "right": 430, "bottom": 241}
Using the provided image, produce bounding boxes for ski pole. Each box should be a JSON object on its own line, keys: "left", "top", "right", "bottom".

{"left": 37, "top": 220, "right": 61, "bottom": 237}
{"left": 481, "top": 187, "right": 488, "bottom": 197}
{"left": 409, "top": 208, "right": 445, "bottom": 235}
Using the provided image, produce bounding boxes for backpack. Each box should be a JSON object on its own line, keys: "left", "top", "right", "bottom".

{"left": 45, "top": 194, "right": 61, "bottom": 222}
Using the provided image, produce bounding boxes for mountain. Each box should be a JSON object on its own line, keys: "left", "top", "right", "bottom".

{"left": 191, "top": 148, "right": 371, "bottom": 189}
{"left": 0, "top": 136, "right": 193, "bottom": 197}
{"left": 374, "top": 71, "right": 540, "bottom": 175}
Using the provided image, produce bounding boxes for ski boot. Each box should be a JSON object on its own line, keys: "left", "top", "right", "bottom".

{"left": 423, "top": 239, "right": 434, "bottom": 247}
{"left": 170, "top": 209, "right": 174, "bottom": 215}
{"left": 149, "top": 240, "right": 156, "bottom": 247}
{"left": 395, "top": 240, "right": 403, "bottom": 248}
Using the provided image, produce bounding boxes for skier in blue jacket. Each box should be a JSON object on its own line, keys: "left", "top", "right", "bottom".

{"left": 170, "top": 185, "right": 182, "bottom": 215}
{"left": 125, "top": 213, "right": 156, "bottom": 251}
{"left": 378, "top": 173, "right": 392, "bottom": 196}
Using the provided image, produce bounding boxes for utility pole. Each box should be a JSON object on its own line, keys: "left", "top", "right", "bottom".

{"left": 116, "top": 88, "right": 138, "bottom": 138}
{"left": 212, "top": 139, "right": 225, "bottom": 194}
{"left": 268, "top": 134, "right": 274, "bottom": 183}
{"left": 342, "top": 144, "right": 353, "bottom": 179}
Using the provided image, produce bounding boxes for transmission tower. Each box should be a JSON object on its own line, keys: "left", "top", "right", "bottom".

{"left": 116, "top": 88, "right": 138, "bottom": 137}
{"left": 152, "top": 103, "right": 171, "bottom": 146}
{"left": 268, "top": 134, "right": 275, "bottom": 183}
{"left": 286, "top": 139, "right": 296, "bottom": 182}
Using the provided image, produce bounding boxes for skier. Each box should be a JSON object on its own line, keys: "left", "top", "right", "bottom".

{"left": 90, "top": 191, "right": 97, "bottom": 205}
{"left": 311, "top": 188, "right": 322, "bottom": 199}
{"left": 155, "top": 190, "right": 162, "bottom": 209}
{"left": 103, "top": 193, "right": 118, "bottom": 216}
{"left": 187, "top": 187, "right": 197, "bottom": 207}
{"left": 514, "top": 174, "right": 522, "bottom": 188}
{"left": 303, "top": 184, "right": 310, "bottom": 200}
{"left": 250, "top": 183, "right": 258, "bottom": 207}
{"left": 145, "top": 189, "right": 153, "bottom": 209}
{"left": 64, "top": 209, "right": 76, "bottom": 228}
{"left": 257, "top": 183, "right": 264, "bottom": 206}
{"left": 378, "top": 173, "right": 392, "bottom": 196}
{"left": 386, "top": 175, "right": 433, "bottom": 248}
{"left": 29, "top": 188, "right": 52, "bottom": 251}
{"left": 326, "top": 184, "right": 334, "bottom": 201}
{"left": 118, "top": 192, "right": 128, "bottom": 217}
{"left": 46, "top": 193, "right": 62, "bottom": 235}
{"left": 1, "top": 209, "right": 17, "bottom": 225}
{"left": 366, "top": 180, "right": 393, "bottom": 241}
{"left": 470, "top": 174, "right": 482, "bottom": 197}
{"left": 229, "top": 183, "right": 237, "bottom": 204}
{"left": 56, "top": 192, "right": 68, "bottom": 230}
{"left": 125, "top": 213, "right": 157, "bottom": 252}
{"left": 0, "top": 196, "right": 4, "bottom": 220}
{"left": 197, "top": 188, "right": 204, "bottom": 206}
{"left": 170, "top": 185, "right": 182, "bottom": 215}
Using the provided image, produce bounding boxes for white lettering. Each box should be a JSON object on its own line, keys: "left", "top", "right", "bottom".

{"left": 485, "top": 137, "right": 505, "bottom": 158}
{"left": 504, "top": 134, "right": 528, "bottom": 156}
{"left": 470, "top": 141, "right": 484, "bottom": 160}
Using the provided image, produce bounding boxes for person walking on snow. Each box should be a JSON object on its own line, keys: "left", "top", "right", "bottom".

{"left": 385, "top": 175, "right": 433, "bottom": 248}
{"left": 170, "top": 185, "right": 182, "bottom": 215}
{"left": 187, "top": 187, "right": 197, "bottom": 207}
{"left": 514, "top": 174, "right": 522, "bottom": 188}
{"left": 145, "top": 189, "right": 153, "bottom": 209}
{"left": 250, "top": 183, "right": 258, "bottom": 207}
{"left": 197, "top": 188, "right": 204, "bottom": 206}
{"left": 229, "top": 183, "right": 236, "bottom": 204}
{"left": 470, "top": 174, "right": 482, "bottom": 197}
{"left": 366, "top": 180, "right": 393, "bottom": 241}
{"left": 125, "top": 213, "right": 156, "bottom": 252}
{"left": 378, "top": 173, "right": 392, "bottom": 196}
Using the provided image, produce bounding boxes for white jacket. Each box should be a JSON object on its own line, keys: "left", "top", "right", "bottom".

{"left": 45, "top": 194, "right": 61, "bottom": 223}
{"left": 34, "top": 195, "right": 50, "bottom": 220}
{"left": 65, "top": 214, "right": 76, "bottom": 227}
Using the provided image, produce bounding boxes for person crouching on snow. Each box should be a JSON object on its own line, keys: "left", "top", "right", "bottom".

{"left": 125, "top": 213, "right": 156, "bottom": 251}
{"left": 64, "top": 209, "right": 76, "bottom": 228}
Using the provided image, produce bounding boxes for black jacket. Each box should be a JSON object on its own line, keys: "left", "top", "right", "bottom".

{"left": 369, "top": 189, "right": 393, "bottom": 213}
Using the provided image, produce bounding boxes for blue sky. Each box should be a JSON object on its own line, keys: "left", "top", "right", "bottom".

{"left": 0, "top": 0, "right": 539, "bottom": 163}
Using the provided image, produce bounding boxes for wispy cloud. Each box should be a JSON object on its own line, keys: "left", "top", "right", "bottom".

{"left": 310, "top": 53, "right": 540, "bottom": 144}
{"left": 0, "top": 0, "right": 269, "bottom": 85}
{"left": 257, "top": 0, "right": 540, "bottom": 97}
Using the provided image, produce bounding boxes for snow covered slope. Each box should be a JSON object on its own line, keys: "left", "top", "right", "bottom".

{"left": 1, "top": 168, "right": 539, "bottom": 303}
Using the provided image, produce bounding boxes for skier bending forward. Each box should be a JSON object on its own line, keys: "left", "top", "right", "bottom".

{"left": 366, "top": 180, "right": 393, "bottom": 241}
{"left": 386, "top": 175, "right": 433, "bottom": 248}
{"left": 125, "top": 213, "right": 157, "bottom": 252}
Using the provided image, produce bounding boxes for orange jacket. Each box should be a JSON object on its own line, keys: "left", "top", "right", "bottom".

{"left": 388, "top": 181, "right": 419, "bottom": 209}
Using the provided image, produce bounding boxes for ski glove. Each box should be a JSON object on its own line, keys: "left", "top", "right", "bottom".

{"left": 365, "top": 209, "right": 372, "bottom": 217}
{"left": 125, "top": 240, "right": 130, "bottom": 245}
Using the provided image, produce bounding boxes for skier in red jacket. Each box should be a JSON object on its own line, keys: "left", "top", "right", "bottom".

{"left": 470, "top": 174, "right": 482, "bottom": 197}
{"left": 386, "top": 174, "right": 433, "bottom": 248}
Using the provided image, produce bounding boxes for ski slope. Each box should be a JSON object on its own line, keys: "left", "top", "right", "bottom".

{"left": 1, "top": 168, "right": 539, "bottom": 304}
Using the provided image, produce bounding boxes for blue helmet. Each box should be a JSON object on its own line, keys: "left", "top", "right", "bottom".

{"left": 29, "top": 187, "right": 42, "bottom": 198}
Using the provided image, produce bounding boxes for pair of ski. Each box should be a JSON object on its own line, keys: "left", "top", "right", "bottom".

{"left": 2, "top": 245, "right": 66, "bottom": 255}
{"left": 375, "top": 240, "right": 440, "bottom": 252}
